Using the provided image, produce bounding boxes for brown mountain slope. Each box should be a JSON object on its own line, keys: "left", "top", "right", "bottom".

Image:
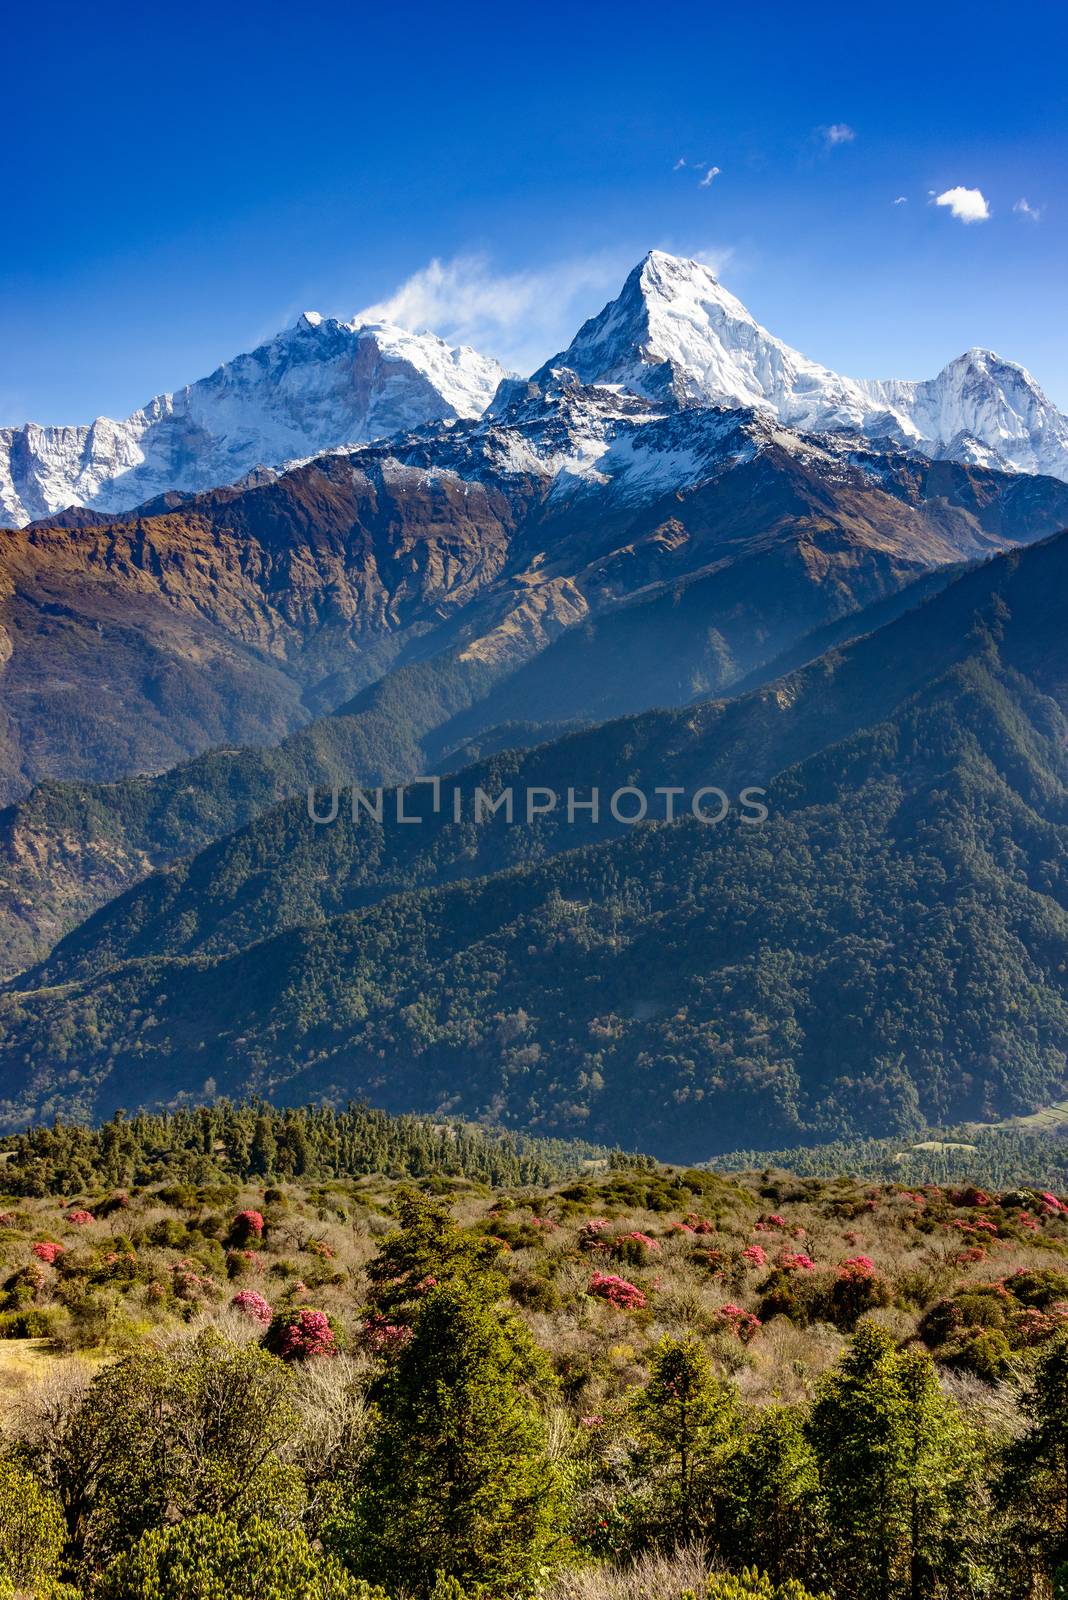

{"left": 1, "top": 396, "right": 1067, "bottom": 865}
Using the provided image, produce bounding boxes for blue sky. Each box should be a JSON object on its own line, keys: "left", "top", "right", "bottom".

{"left": 4, "top": 0, "right": 1066, "bottom": 424}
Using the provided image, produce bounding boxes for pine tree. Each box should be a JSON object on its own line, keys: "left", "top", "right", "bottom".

{"left": 337, "top": 1279, "right": 560, "bottom": 1597}
{"left": 629, "top": 1334, "right": 738, "bottom": 1542}
{"left": 807, "top": 1323, "right": 987, "bottom": 1600}
{"left": 1001, "top": 1329, "right": 1068, "bottom": 1589}
{"left": 719, "top": 1406, "right": 824, "bottom": 1585}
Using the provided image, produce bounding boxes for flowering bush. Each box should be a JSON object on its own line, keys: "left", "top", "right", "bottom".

{"left": 230, "top": 1209, "right": 265, "bottom": 1246}
{"left": 231, "top": 1290, "right": 273, "bottom": 1326}
{"left": 715, "top": 1303, "right": 761, "bottom": 1342}
{"left": 66, "top": 1209, "right": 94, "bottom": 1225}
{"left": 830, "top": 1255, "right": 892, "bottom": 1329}
{"left": 361, "top": 1312, "right": 412, "bottom": 1354}
{"left": 777, "top": 1249, "right": 815, "bottom": 1272}
{"left": 741, "top": 1244, "right": 767, "bottom": 1268}
{"left": 588, "top": 1272, "right": 647, "bottom": 1310}
{"left": 31, "top": 1241, "right": 63, "bottom": 1264}
{"left": 264, "top": 1306, "right": 338, "bottom": 1360}
{"left": 609, "top": 1230, "right": 661, "bottom": 1266}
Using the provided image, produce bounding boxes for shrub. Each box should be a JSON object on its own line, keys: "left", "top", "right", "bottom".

{"left": 96, "top": 1512, "right": 384, "bottom": 1599}
{"left": 0, "top": 1459, "right": 67, "bottom": 1593}
{"left": 264, "top": 1307, "right": 338, "bottom": 1360}
{"left": 230, "top": 1210, "right": 266, "bottom": 1247}
{"left": 829, "top": 1256, "right": 892, "bottom": 1329}
{"left": 700, "top": 1569, "right": 829, "bottom": 1599}
{"left": 588, "top": 1272, "right": 646, "bottom": 1310}
{"left": 231, "top": 1289, "right": 273, "bottom": 1326}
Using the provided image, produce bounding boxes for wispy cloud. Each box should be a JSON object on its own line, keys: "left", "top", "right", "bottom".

{"left": 934, "top": 186, "right": 990, "bottom": 224}
{"left": 352, "top": 245, "right": 736, "bottom": 373}
{"left": 353, "top": 249, "right": 644, "bottom": 373}
{"left": 821, "top": 122, "right": 855, "bottom": 147}
{"left": 1013, "top": 197, "right": 1043, "bottom": 222}
{"left": 892, "top": 195, "right": 908, "bottom": 206}
{"left": 673, "top": 158, "right": 722, "bottom": 188}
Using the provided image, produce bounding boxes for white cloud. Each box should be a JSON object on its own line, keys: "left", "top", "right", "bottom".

{"left": 352, "top": 245, "right": 736, "bottom": 375}
{"left": 1014, "top": 197, "right": 1043, "bottom": 222}
{"left": 698, "top": 165, "right": 722, "bottom": 188}
{"left": 892, "top": 195, "right": 908, "bottom": 206}
{"left": 673, "top": 157, "right": 687, "bottom": 171}
{"left": 934, "top": 186, "right": 991, "bottom": 224}
{"left": 823, "top": 123, "right": 855, "bottom": 146}
{"left": 354, "top": 249, "right": 647, "bottom": 374}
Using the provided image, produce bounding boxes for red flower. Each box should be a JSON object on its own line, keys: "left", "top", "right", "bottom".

{"left": 715, "top": 1303, "right": 761, "bottom": 1342}
{"left": 231, "top": 1289, "right": 273, "bottom": 1326}
{"left": 66, "top": 1209, "right": 94, "bottom": 1225}
{"left": 266, "top": 1307, "right": 337, "bottom": 1361}
{"left": 32, "top": 1241, "right": 64, "bottom": 1263}
{"left": 588, "top": 1272, "right": 647, "bottom": 1310}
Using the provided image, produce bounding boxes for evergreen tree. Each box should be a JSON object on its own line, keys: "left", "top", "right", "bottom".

{"left": 807, "top": 1324, "right": 987, "bottom": 1600}
{"left": 250, "top": 1114, "right": 278, "bottom": 1178}
{"left": 1000, "top": 1329, "right": 1068, "bottom": 1589}
{"left": 720, "top": 1406, "right": 825, "bottom": 1585}
{"left": 96, "top": 1513, "right": 382, "bottom": 1600}
{"left": 365, "top": 1190, "right": 505, "bottom": 1319}
{"left": 336, "top": 1279, "right": 560, "bottom": 1597}
{"left": 628, "top": 1334, "right": 738, "bottom": 1542}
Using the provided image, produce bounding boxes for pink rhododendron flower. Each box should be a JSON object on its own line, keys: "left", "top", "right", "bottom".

{"left": 32, "top": 1241, "right": 64, "bottom": 1264}
{"left": 361, "top": 1313, "right": 412, "bottom": 1353}
{"left": 588, "top": 1272, "right": 647, "bottom": 1310}
{"left": 231, "top": 1289, "right": 273, "bottom": 1326}
{"left": 838, "top": 1255, "right": 876, "bottom": 1280}
{"left": 233, "top": 1209, "right": 265, "bottom": 1237}
{"left": 269, "top": 1307, "right": 337, "bottom": 1360}
{"left": 741, "top": 1244, "right": 767, "bottom": 1268}
{"left": 66, "top": 1209, "right": 94, "bottom": 1225}
{"left": 715, "top": 1303, "right": 761, "bottom": 1341}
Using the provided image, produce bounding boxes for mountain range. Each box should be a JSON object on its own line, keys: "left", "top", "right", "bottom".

{"left": 0, "top": 316, "right": 506, "bottom": 527}
{"left": 4, "top": 251, "right": 1067, "bottom": 532}
{"left": 2, "top": 249, "right": 1068, "bottom": 1154}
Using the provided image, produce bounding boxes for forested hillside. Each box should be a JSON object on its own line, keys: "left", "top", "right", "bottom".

{"left": 4, "top": 530, "right": 1068, "bottom": 1152}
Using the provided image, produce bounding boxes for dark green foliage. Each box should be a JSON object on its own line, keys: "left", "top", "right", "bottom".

{"left": 365, "top": 1190, "right": 506, "bottom": 1319}
{"left": 1000, "top": 1331, "right": 1068, "bottom": 1583}
{"left": 333, "top": 1280, "right": 561, "bottom": 1597}
{"left": 719, "top": 1408, "right": 824, "bottom": 1584}
{"left": 807, "top": 1325, "right": 989, "bottom": 1600}
{"left": 628, "top": 1334, "right": 738, "bottom": 1537}
{"left": 0, "top": 1101, "right": 611, "bottom": 1196}
{"left": 29, "top": 1330, "right": 302, "bottom": 1568}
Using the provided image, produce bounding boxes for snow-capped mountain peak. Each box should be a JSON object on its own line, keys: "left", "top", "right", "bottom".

{"left": 533, "top": 250, "right": 1068, "bottom": 480}
{"left": 0, "top": 316, "right": 509, "bottom": 528}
